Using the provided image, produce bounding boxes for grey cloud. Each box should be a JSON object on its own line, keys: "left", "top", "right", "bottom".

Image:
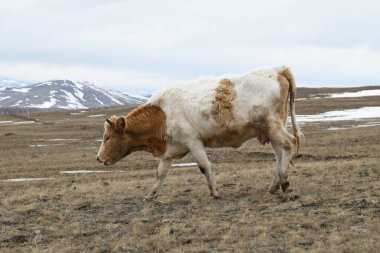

{"left": 0, "top": 0, "right": 379, "bottom": 89}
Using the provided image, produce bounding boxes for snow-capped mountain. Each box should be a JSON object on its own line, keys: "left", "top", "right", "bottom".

{"left": 0, "top": 79, "right": 29, "bottom": 89}
{"left": 0, "top": 80, "right": 148, "bottom": 109}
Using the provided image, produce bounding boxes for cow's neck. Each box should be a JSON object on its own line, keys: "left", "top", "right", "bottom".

{"left": 133, "top": 136, "right": 166, "bottom": 157}
{"left": 125, "top": 104, "right": 167, "bottom": 157}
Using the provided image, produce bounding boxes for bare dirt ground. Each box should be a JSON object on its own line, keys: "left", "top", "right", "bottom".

{"left": 1, "top": 87, "right": 380, "bottom": 252}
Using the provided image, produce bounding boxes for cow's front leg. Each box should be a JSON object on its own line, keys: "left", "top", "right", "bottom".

{"left": 188, "top": 141, "right": 219, "bottom": 198}
{"left": 144, "top": 157, "right": 172, "bottom": 201}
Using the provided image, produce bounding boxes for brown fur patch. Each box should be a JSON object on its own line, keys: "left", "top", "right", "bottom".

{"left": 125, "top": 104, "right": 167, "bottom": 157}
{"left": 277, "top": 74, "right": 290, "bottom": 124}
{"left": 211, "top": 79, "right": 237, "bottom": 127}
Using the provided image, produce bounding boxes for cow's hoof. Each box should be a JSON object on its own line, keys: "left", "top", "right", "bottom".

{"left": 281, "top": 181, "right": 290, "bottom": 192}
{"left": 268, "top": 184, "right": 280, "bottom": 194}
{"left": 143, "top": 194, "right": 156, "bottom": 201}
{"left": 211, "top": 192, "right": 220, "bottom": 199}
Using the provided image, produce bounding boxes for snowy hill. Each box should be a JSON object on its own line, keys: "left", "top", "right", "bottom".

{"left": 0, "top": 80, "right": 148, "bottom": 109}
{"left": 0, "top": 79, "right": 29, "bottom": 89}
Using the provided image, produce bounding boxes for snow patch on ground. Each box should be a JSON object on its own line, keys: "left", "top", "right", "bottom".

{"left": 29, "top": 144, "right": 66, "bottom": 147}
{"left": 0, "top": 120, "right": 38, "bottom": 126}
{"left": 13, "top": 121, "right": 39, "bottom": 125}
{"left": 328, "top": 89, "right": 380, "bottom": 98}
{"left": 1, "top": 178, "right": 53, "bottom": 182}
{"left": 70, "top": 110, "right": 88, "bottom": 115}
{"left": 87, "top": 114, "right": 106, "bottom": 118}
{"left": 60, "top": 170, "right": 126, "bottom": 174}
{"left": 297, "top": 107, "right": 380, "bottom": 123}
{"left": 47, "top": 138, "right": 81, "bottom": 141}
{"left": 301, "top": 89, "right": 380, "bottom": 100}
{"left": 327, "top": 122, "right": 380, "bottom": 130}
{"left": 172, "top": 163, "right": 198, "bottom": 167}
{"left": 0, "top": 121, "right": 13, "bottom": 125}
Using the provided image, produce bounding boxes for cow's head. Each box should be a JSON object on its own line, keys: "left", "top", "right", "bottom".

{"left": 96, "top": 116, "right": 132, "bottom": 166}
{"left": 97, "top": 105, "right": 167, "bottom": 165}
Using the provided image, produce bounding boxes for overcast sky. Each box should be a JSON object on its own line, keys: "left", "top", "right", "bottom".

{"left": 1, "top": 0, "right": 379, "bottom": 91}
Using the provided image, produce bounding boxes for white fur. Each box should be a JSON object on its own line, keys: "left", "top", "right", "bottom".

{"left": 149, "top": 66, "right": 284, "bottom": 145}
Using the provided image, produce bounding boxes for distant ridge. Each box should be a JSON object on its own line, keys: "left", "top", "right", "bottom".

{"left": 0, "top": 79, "right": 29, "bottom": 88}
{"left": 0, "top": 79, "right": 148, "bottom": 110}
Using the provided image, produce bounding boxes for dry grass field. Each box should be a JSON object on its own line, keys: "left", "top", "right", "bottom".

{"left": 1, "top": 86, "right": 380, "bottom": 252}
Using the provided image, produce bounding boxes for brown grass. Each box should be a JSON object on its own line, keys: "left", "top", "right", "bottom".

{"left": 0, "top": 87, "right": 380, "bottom": 252}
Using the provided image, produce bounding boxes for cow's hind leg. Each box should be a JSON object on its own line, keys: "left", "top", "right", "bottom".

{"left": 269, "top": 141, "right": 282, "bottom": 193}
{"left": 188, "top": 141, "right": 219, "bottom": 198}
{"left": 144, "top": 157, "right": 172, "bottom": 201}
{"left": 268, "top": 122, "right": 295, "bottom": 193}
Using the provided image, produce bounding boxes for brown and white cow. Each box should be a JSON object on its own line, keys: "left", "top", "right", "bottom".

{"left": 97, "top": 66, "right": 302, "bottom": 200}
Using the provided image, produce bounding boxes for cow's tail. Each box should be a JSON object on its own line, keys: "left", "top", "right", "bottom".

{"left": 276, "top": 66, "right": 303, "bottom": 153}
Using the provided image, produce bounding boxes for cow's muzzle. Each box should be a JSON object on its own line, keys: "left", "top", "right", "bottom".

{"left": 96, "top": 156, "right": 104, "bottom": 163}
{"left": 97, "top": 156, "right": 111, "bottom": 166}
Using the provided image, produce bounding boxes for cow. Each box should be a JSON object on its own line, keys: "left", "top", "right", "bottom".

{"left": 96, "top": 66, "right": 302, "bottom": 200}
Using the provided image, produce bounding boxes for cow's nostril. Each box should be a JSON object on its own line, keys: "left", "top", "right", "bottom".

{"left": 96, "top": 156, "right": 102, "bottom": 163}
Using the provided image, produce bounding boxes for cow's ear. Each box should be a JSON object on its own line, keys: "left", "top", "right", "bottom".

{"left": 116, "top": 117, "right": 126, "bottom": 132}
{"left": 106, "top": 118, "right": 115, "bottom": 128}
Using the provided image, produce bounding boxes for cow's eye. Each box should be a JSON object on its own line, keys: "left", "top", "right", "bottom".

{"left": 105, "top": 136, "right": 110, "bottom": 142}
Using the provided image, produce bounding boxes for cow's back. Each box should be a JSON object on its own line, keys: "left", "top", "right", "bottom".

{"left": 149, "top": 67, "right": 283, "bottom": 145}
{"left": 149, "top": 78, "right": 220, "bottom": 139}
